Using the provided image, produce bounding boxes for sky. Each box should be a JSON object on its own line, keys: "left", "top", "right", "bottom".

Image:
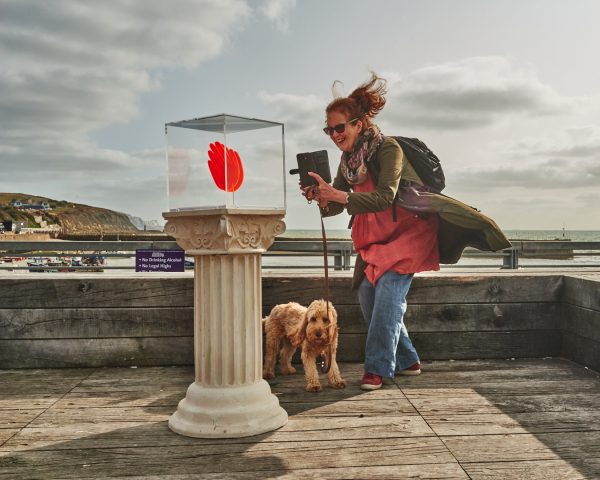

{"left": 1, "top": 0, "right": 599, "bottom": 231}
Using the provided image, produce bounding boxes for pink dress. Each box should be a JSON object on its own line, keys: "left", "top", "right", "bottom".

{"left": 352, "top": 174, "right": 440, "bottom": 285}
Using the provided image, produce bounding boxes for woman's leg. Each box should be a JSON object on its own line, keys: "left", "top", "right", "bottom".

{"left": 358, "top": 276, "right": 375, "bottom": 329}
{"left": 361, "top": 272, "right": 418, "bottom": 377}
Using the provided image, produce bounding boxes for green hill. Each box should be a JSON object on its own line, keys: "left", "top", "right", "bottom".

{"left": 0, "top": 193, "right": 139, "bottom": 234}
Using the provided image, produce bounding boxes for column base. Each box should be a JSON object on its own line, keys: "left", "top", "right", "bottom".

{"left": 168, "top": 380, "right": 288, "bottom": 438}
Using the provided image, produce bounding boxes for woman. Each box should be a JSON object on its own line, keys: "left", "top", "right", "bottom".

{"left": 306, "top": 73, "right": 439, "bottom": 390}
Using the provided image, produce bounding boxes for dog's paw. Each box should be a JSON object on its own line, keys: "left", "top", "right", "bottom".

{"left": 306, "top": 383, "right": 322, "bottom": 392}
{"left": 262, "top": 371, "right": 275, "bottom": 380}
{"left": 330, "top": 379, "right": 346, "bottom": 389}
{"left": 280, "top": 366, "right": 297, "bottom": 375}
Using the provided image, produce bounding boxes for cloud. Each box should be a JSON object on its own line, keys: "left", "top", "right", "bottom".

{"left": 385, "top": 56, "right": 580, "bottom": 130}
{"left": 448, "top": 125, "right": 600, "bottom": 190}
{"left": 451, "top": 148, "right": 599, "bottom": 192}
{"left": 505, "top": 125, "right": 600, "bottom": 159}
{"left": 0, "top": 0, "right": 250, "bottom": 218}
{"left": 257, "top": 90, "right": 325, "bottom": 133}
{"left": 259, "top": 0, "right": 296, "bottom": 32}
{"left": 453, "top": 160, "right": 599, "bottom": 190}
{"left": 0, "top": 0, "right": 248, "bottom": 71}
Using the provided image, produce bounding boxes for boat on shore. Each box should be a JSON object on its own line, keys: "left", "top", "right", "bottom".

{"left": 27, "top": 255, "right": 106, "bottom": 272}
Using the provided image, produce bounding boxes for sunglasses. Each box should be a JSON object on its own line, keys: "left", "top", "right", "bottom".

{"left": 323, "top": 117, "right": 359, "bottom": 136}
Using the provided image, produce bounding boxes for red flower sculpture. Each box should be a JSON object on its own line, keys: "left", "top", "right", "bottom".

{"left": 207, "top": 141, "right": 244, "bottom": 192}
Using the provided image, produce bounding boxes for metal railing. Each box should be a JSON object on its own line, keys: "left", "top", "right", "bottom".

{"left": 1, "top": 239, "right": 599, "bottom": 271}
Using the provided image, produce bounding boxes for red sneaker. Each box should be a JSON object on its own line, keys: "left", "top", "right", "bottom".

{"left": 360, "top": 372, "right": 382, "bottom": 390}
{"left": 397, "top": 362, "right": 421, "bottom": 376}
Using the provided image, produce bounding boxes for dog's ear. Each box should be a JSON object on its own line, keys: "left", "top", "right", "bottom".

{"left": 291, "top": 312, "right": 309, "bottom": 347}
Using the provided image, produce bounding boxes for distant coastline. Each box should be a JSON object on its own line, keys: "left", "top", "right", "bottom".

{"left": 281, "top": 229, "right": 600, "bottom": 242}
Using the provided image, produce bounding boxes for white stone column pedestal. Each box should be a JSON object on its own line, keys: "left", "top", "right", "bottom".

{"left": 163, "top": 209, "right": 288, "bottom": 438}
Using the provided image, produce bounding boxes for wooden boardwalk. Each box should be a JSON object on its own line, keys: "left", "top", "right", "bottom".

{"left": 1, "top": 359, "right": 600, "bottom": 479}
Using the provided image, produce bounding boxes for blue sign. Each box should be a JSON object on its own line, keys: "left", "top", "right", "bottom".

{"left": 135, "top": 249, "right": 185, "bottom": 272}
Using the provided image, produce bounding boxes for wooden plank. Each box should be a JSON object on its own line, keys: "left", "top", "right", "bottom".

{"left": 29, "top": 406, "right": 174, "bottom": 427}
{"left": 264, "top": 302, "right": 560, "bottom": 335}
{"left": 0, "top": 437, "right": 457, "bottom": 478}
{"left": 280, "top": 398, "right": 418, "bottom": 416}
{"left": 0, "top": 338, "right": 194, "bottom": 368}
{"left": 401, "top": 378, "right": 600, "bottom": 396}
{"left": 270, "top": 383, "right": 407, "bottom": 404}
{"left": 442, "top": 431, "right": 600, "bottom": 463}
{"left": 463, "top": 459, "right": 591, "bottom": 480}
{"left": 0, "top": 409, "right": 46, "bottom": 429}
{"left": 53, "top": 390, "right": 183, "bottom": 409}
{"left": 0, "top": 272, "right": 570, "bottom": 311}
{"left": 408, "top": 275, "right": 564, "bottom": 304}
{"left": 399, "top": 357, "right": 581, "bottom": 374}
{"left": 332, "top": 330, "right": 562, "bottom": 363}
{"left": 2, "top": 416, "right": 434, "bottom": 452}
{"left": 561, "top": 304, "right": 600, "bottom": 343}
{"left": 2, "top": 358, "right": 599, "bottom": 478}
{"left": 0, "top": 301, "right": 557, "bottom": 341}
{"left": 410, "top": 392, "right": 600, "bottom": 416}
{"left": 0, "top": 430, "right": 18, "bottom": 446}
{"left": 562, "top": 275, "right": 600, "bottom": 311}
{"left": 263, "top": 274, "right": 564, "bottom": 305}
{"left": 108, "top": 464, "right": 470, "bottom": 480}
{"left": 0, "top": 368, "right": 93, "bottom": 392}
{"left": 412, "top": 330, "right": 562, "bottom": 360}
{"left": 426, "top": 410, "right": 600, "bottom": 436}
{"left": 398, "top": 361, "right": 599, "bottom": 387}
{"left": 0, "top": 396, "right": 60, "bottom": 410}
{"left": 406, "top": 302, "right": 560, "bottom": 332}
{"left": 561, "top": 332, "right": 600, "bottom": 374}
{"left": 398, "top": 357, "right": 593, "bottom": 377}
{"left": 0, "top": 277, "right": 194, "bottom": 309}
{"left": 80, "top": 365, "right": 192, "bottom": 384}
{"left": 0, "top": 307, "right": 193, "bottom": 339}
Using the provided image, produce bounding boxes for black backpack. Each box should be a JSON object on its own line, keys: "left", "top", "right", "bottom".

{"left": 389, "top": 136, "right": 445, "bottom": 192}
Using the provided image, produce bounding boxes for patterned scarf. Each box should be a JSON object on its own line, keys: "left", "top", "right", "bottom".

{"left": 340, "top": 125, "right": 383, "bottom": 185}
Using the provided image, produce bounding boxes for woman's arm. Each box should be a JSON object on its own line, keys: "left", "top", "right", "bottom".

{"left": 308, "top": 164, "right": 350, "bottom": 218}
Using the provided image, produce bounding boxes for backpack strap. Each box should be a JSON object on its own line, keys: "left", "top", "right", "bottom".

{"left": 347, "top": 135, "right": 401, "bottom": 226}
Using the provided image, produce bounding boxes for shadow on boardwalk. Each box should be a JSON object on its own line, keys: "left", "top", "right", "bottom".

{"left": 1, "top": 359, "right": 600, "bottom": 479}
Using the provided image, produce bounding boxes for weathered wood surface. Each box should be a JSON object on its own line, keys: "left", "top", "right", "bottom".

{"left": 0, "top": 338, "right": 194, "bottom": 368}
{"left": 270, "top": 302, "right": 561, "bottom": 334}
{"left": 1, "top": 359, "right": 599, "bottom": 479}
{"left": 0, "top": 273, "right": 565, "bottom": 309}
{"left": 0, "top": 276, "right": 194, "bottom": 309}
{"left": 463, "top": 459, "right": 592, "bottom": 480}
{"left": 1, "top": 271, "right": 599, "bottom": 370}
{"left": 562, "top": 332, "right": 600, "bottom": 373}
{"left": 561, "top": 273, "right": 600, "bottom": 372}
{"left": 263, "top": 274, "right": 564, "bottom": 305}
{"left": 0, "top": 302, "right": 559, "bottom": 339}
{"left": 0, "top": 307, "right": 193, "bottom": 339}
{"left": 0, "top": 330, "right": 562, "bottom": 368}
{"left": 562, "top": 274, "right": 600, "bottom": 312}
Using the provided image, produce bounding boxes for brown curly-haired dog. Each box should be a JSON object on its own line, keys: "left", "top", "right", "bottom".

{"left": 262, "top": 299, "right": 346, "bottom": 392}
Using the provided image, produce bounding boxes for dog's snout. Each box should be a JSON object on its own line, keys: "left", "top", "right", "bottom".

{"left": 316, "top": 331, "right": 322, "bottom": 338}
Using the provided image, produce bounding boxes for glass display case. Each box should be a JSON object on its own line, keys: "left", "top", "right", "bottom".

{"left": 165, "top": 114, "right": 286, "bottom": 212}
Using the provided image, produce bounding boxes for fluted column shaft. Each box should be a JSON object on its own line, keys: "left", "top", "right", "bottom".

{"left": 195, "top": 253, "right": 262, "bottom": 386}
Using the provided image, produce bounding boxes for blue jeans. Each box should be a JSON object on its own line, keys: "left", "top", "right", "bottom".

{"left": 358, "top": 271, "right": 419, "bottom": 378}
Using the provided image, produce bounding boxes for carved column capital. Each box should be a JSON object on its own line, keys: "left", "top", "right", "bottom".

{"left": 163, "top": 209, "right": 286, "bottom": 255}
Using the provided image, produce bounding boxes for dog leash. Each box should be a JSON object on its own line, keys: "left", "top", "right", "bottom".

{"left": 318, "top": 211, "right": 333, "bottom": 374}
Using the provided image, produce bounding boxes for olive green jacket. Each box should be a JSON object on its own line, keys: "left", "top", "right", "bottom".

{"left": 323, "top": 137, "right": 512, "bottom": 288}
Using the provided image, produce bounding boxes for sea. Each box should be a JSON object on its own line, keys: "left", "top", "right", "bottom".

{"left": 262, "top": 229, "right": 600, "bottom": 270}
{"left": 2, "top": 230, "right": 599, "bottom": 273}
{"left": 281, "top": 229, "right": 600, "bottom": 242}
